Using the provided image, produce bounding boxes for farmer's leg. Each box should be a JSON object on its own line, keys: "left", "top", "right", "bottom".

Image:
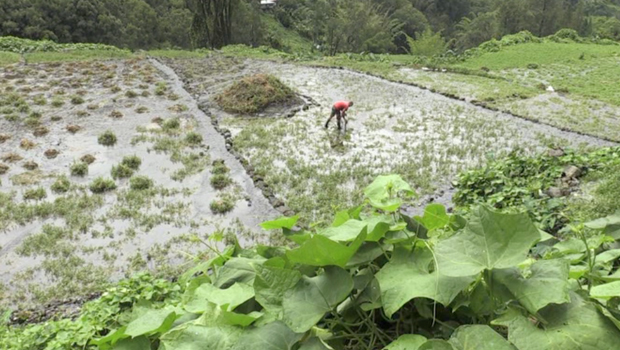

{"left": 325, "top": 107, "right": 337, "bottom": 128}
{"left": 337, "top": 113, "right": 342, "bottom": 130}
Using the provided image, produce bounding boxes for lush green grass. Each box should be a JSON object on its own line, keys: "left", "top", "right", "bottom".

{"left": 0, "top": 51, "right": 20, "bottom": 65}
{"left": 456, "top": 42, "right": 620, "bottom": 70}
{"left": 262, "top": 14, "right": 313, "bottom": 53}
{"left": 25, "top": 49, "right": 134, "bottom": 63}
{"left": 215, "top": 74, "right": 295, "bottom": 113}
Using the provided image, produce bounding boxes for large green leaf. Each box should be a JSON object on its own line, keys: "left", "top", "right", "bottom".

{"left": 213, "top": 257, "right": 266, "bottom": 288}
{"left": 365, "top": 215, "right": 392, "bottom": 241}
{"left": 261, "top": 215, "right": 300, "bottom": 230}
{"left": 286, "top": 229, "right": 366, "bottom": 267}
{"left": 253, "top": 264, "right": 302, "bottom": 318}
{"left": 320, "top": 219, "right": 367, "bottom": 242}
{"left": 376, "top": 247, "right": 475, "bottom": 318}
{"left": 232, "top": 321, "right": 303, "bottom": 350}
{"left": 160, "top": 323, "right": 240, "bottom": 350}
{"left": 492, "top": 259, "right": 570, "bottom": 314}
{"left": 125, "top": 309, "right": 178, "bottom": 337}
{"left": 448, "top": 325, "right": 516, "bottom": 350}
{"left": 493, "top": 293, "right": 620, "bottom": 350}
{"left": 436, "top": 206, "right": 540, "bottom": 277}
{"left": 179, "top": 246, "right": 234, "bottom": 285}
{"left": 415, "top": 204, "right": 450, "bottom": 231}
{"left": 282, "top": 266, "right": 353, "bottom": 332}
{"left": 112, "top": 337, "right": 150, "bottom": 350}
{"left": 364, "top": 175, "right": 414, "bottom": 212}
{"left": 298, "top": 337, "right": 332, "bottom": 350}
{"left": 419, "top": 340, "right": 455, "bottom": 350}
{"left": 185, "top": 283, "right": 254, "bottom": 313}
{"left": 385, "top": 334, "right": 427, "bottom": 350}
{"left": 591, "top": 281, "right": 620, "bottom": 299}
{"left": 585, "top": 213, "right": 620, "bottom": 239}
{"left": 220, "top": 311, "right": 263, "bottom": 327}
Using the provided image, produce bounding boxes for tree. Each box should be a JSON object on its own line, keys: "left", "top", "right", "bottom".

{"left": 188, "top": 0, "right": 237, "bottom": 49}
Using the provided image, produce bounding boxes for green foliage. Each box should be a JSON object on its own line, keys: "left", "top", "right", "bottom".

{"left": 70, "top": 162, "right": 89, "bottom": 177}
{"left": 453, "top": 147, "right": 620, "bottom": 232}
{"left": 98, "top": 130, "right": 117, "bottom": 146}
{"left": 7, "top": 173, "right": 620, "bottom": 349}
{"left": 89, "top": 177, "right": 117, "bottom": 193}
{"left": 210, "top": 174, "right": 233, "bottom": 190}
{"left": 185, "top": 132, "right": 203, "bottom": 145}
{"left": 111, "top": 164, "right": 134, "bottom": 179}
{"left": 121, "top": 155, "right": 142, "bottom": 170}
{"left": 407, "top": 29, "right": 448, "bottom": 57}
{"left": 215, "top": 74, "right": 295, "bottom": 114}
{"left": 209, "top": 196, "right": 235, "bottom": 214}
{"left": 23, "top": 187, "right": 47, "bottom": 201}
{"left": 51, "top": 176, "right": 71, "bottom": 193}
{"left": 130, "top": 176, "right": 154, "bottom": 191}
{"left": 162, "top": 118, "right": 180, "bottom": 130}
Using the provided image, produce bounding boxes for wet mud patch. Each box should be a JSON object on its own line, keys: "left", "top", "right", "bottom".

{"left": 163, "top": 56, "right": 611, "bottom": 224}
{"left": 0, "top": 58, "right": 279, "bottom": 309}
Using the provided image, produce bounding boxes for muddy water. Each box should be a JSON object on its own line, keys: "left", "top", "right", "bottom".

{"left": 0, "top": 59, "right": 279, "bottom": 307}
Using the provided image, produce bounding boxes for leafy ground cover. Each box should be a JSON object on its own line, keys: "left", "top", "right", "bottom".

{"left": 4, "top": 174, "right": 620, "bottom": 350}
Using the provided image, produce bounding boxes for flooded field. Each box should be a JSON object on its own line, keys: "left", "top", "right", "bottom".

{"left": 0, "top": 55, "right": 613, "bottom": 308}
{"left": 165, "top": 56, "right": 612, "bottom": 222}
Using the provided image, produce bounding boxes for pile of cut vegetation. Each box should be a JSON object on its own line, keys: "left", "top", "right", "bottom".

{"left": 215, "top": 74, "right": 296, "bottom": 114}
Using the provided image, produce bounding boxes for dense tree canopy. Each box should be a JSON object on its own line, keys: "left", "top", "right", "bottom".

{"left": 1, "top": 0, "right": 620, "bottom": 53}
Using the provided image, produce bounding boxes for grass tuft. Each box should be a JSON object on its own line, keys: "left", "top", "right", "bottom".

{"left": 215, "top": 74, "right": 295, "bottom": 114}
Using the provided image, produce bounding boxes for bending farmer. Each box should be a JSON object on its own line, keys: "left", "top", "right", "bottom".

{"left": 325, "top": 101, "right": 353, "bottom": 130}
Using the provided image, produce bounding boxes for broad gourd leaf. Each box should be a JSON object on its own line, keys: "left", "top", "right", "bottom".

{"left": 415, "top": 204, "right": 450, "bottom": 231}
{"left": 595, "top": 249, "right": 620, "bottom": 264}
{"left": 286, "top": 229, "right": 366, "bottom": 267}
{"left": 160, "top": 323, "right": 240, "bottom": 350}
{"left": 591, "top": 281, "right": 620, "bottom": 299}
{"left": 384, "top": 334, "right": 427, "bottom": 350}
{"left": 179, "top": 246, "right": 234, "bottom": 285}
{"left": 221, "top": 311, "right": 263, "bottom": 327}
{"left": 298, "top": 337, "right": 332, "bottom": 350}
{"left": 320, "top": 219, "right": 367, "bottom": 242}
{"left": 436, "top": 206, "right": 540, "bottom": 277}
{"left": 585, "top": 213, "right": 620, "bottom": 230}
{"left": 419, "top": 340, "right": 455, "bottom": 350}
{"left": 366, "top": 215, "right": 392, "bottom": 241}
{"left": 364, "top": 175, "right": 414, "bottom": 212}
{"left": 448, "top": 325, "right": 516, "bottom": 350}
{"left": 492, "top": 259, "right": 570, "bottom": 314}
{"left": 232, "top": 321, "right": 303, "bottom": 350}
{"left": 253, "top": 264, "right": 302, "bottom": 318}
{"left": 125, "top": 309, "right": 178, "bottom": 337}
{"left": 493, "top": 293, "right": 620, "bottom": 350}
{"left": 213, "top": 257, "right": 266, "bottom": 288}
{"left": 376, "top": 247, "right": 475, "bottom": 318}
{"left": 112, "top": 337, "right": 150, "bottom": 350}
{"left": 185, "top": 283, "right": 254, "bottom": 313}
{"left": 282, "top": 266, "right": 353, "bottom": 332}
{"left": 261, "top": 215, "right": 300, "bottom": 230}
{"left": 90, "top": 326, "right": 127, "bottom": 346}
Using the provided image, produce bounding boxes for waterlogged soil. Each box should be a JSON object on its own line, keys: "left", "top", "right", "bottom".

{"left": 0, "top": 58, "right": 278, "bottom": 308}
{"left": 163, "top": 56, "right": 612, "bottom": 222}
{"left": 396, "top": 67, "right": 620, "bottom": 142}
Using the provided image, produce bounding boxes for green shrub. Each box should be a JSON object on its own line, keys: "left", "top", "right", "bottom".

{"left": 130, "top": 176, "right": 153, "bottom": 190}
{"left": 70, "top": 162, "right": 88, "bottom": 177}
{"left": 89, "top": 177, "right": 117, "bottom": 193}
{"left": 70, "top": 95, "right": 85, "bottom": 104}
{"left": 210, "top": 174, "right": 232, "bottom": 190}
{"left": 211, "top": 160, "right": 230, "bottom": 175}
{"left": 111, "top": 164, "right": 134, "bottom": 179}
{"left": 51, "top": 176, "right": 71, "bottom": 193}
{"left": 162, "top": 118, "right": 180, "bottom": 130}
{"left": 121, "top": 155, "right": 142, "bottom": 170}
{"left": 125, "top": 90, "right": 138, "bottom": 98}
{"left": 98, "top": 130, "right": 117, "bottom": 146}
{"left": 185, "top": 132, "right": 203, "bottom": 145}
{"left": 51, "top": 98, "right": 64, "bottom": 107}
{"left": 209, "top": 197, "right": 235, "bottom": 214}
{"left": 23, "top": 187, "right": 47, "bottom": 200}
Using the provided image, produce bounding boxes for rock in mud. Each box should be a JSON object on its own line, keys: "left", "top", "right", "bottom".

{"left": 0, "top": 163, "right": 9, "bottom": 174}
{"left": 80, "top": 154, "right": 96, "bottom": 164}
{"left": 66, "top": 125, "right": 82, "bottom": 134}
{"left": 563, "top": 165, "right": 582, "bottom": 180}
{"left": 44, "top": 149, "right": 59, "bottom": 159}
{"left": 547, "top": 187, "right": 570, "bottom": 198}
{"left": 0, "top": 133, "right": 10, "bottom": 143}
{"left": 33, "top": 126, "right": 49, "bottom": 137}
{"left": 548, "top": 148, "right": 565, "bottom": 157}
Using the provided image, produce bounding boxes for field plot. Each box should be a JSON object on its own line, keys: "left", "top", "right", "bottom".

{"left": 166, "top": 56, "right": 611, "bottom": 225}
{"left": 0, "top": 58, "right": 277, "bottom": 307}
{"left": 395, "top": 42, "right": 620, "bottom": 141}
